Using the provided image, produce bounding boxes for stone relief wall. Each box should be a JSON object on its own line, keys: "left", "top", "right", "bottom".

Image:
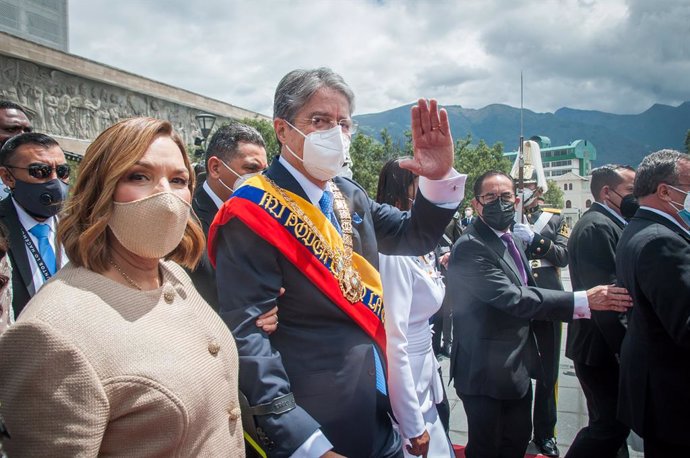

{"left": 0, "top": 54, "right": 237, "bottom": 147}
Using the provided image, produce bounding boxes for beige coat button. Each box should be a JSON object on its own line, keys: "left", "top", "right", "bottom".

{"left": 208, "top": 340, "right": 220, "bottom": 356}
{"left": 229, "top": 407, "right": 241, "bottom": 421}
{"left": 163, "top": 284, "right": 175, "bottom": 303}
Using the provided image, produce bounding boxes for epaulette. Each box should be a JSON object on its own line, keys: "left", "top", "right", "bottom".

{"left": 542, "top": 207, "right": 561, "bottom": 214}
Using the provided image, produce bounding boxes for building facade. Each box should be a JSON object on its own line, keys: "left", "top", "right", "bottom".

{"left": 0, "top": 31, "right": 268, "bottom": 158}
{"left": 0, "top": 0, "right": 68, "bottom": 52}
{"left": 506, "top": 135, "right": 596, "bottom": 226}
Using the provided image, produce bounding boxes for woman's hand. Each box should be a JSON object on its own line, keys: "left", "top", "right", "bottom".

{"left": 406, "top": 430, "right": 430, "bottom": 457}
{"left": 254, "top": 288, "right": 285, "bottom": 334}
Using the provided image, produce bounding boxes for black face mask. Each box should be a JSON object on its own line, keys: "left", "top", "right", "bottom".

{"left": 619, "top": 194, "right": 640, "bottom": 220}
{"left": 611, "top": 190, "right": 639, "bottom": 220}
{"left": 12, "top": 178, "right": 69, "bottom": 219}
{"left": 480, "top": 198, "right": 515, "bottom": 231}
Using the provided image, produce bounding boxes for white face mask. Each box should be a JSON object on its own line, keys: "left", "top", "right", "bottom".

{"left": 284, "top": 121, "right": 350, "bottom": 181}
{"left": 217, "top": 159, "right": 260, "bottom": 192}
{"left": 109, "top": 192, "right": 191, "bottom": 259}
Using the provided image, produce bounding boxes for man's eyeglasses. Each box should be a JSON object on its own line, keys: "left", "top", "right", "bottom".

{"left": 478, "top": 192, "right": 515, "bottom": 204}
{"left": 300, "top": 115, "right": 358, "bottom": 135}
{"left": 6, "top": 163, "right": 71, "bottom": 180}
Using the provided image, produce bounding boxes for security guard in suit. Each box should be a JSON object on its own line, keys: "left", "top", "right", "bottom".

{"left": 513, "top": 190, "right": 569, "bottom": 457}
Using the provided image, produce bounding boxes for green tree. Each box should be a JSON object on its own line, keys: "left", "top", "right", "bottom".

{"left": 543, "top": 179, "right": 565, "bottom": 208}
{"left": 685, "top": 129, "right": 690, "bottom": 154}
{"left": 350, "top": 132, "right": 387, "bottom": 196}
{"left": 350, "top": 128, "right": 411, "bottom": 197}
{"left": 455, "top": 136, "right": 510, "bottom": 207}
{"left": 240, "top": 118, "right": 280, "bottom": 162}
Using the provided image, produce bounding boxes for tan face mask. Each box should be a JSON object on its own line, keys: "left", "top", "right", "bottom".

{"left": 108, "top": 192, "right": 191, "bottom": 259}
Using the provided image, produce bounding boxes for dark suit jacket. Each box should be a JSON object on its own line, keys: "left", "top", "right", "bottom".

{"left": 0, "top": 198, "right": 35, "bottom": 317}
{"left": 212, "top": 159, "right": 456, "bottom": 457}
{"left": 566, "top": 203, "right": 627, "bottom": 366}
{"left": 187, "top": 184, "right": 220, "bottom": 311}
{"left": 448, "top": 217, "right": 574, "bottom": 400}
{"left": 616, "top": 208, "right": 690, "bottom": 444}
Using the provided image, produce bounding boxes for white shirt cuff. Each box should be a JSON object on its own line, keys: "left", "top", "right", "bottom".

{"left": 572, "top": 291, "right": 591, "bottom": 319}
{"left": 418, "top": 169, "right": 467, "bottom": 209}
{"left": 291, "top": 430, "right": 332, "bottom": 458}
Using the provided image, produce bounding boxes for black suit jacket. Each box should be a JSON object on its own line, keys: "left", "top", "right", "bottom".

{"left": 566, "top": 203, "right": 627, "bottom": 366}
{"left": 616, "top": 208, "right": 690, "bottom": 444}
{"left": 213, "top": 159, "right": 455, "bottom": 457}
{"left": 448, "top": 217, "right": 574, "bottom": 400}
{"left": 187, "top": 184, "right": 220, "bottom": 311}
{"left": 0, "top": 198, "right": 35, "bottom": 317}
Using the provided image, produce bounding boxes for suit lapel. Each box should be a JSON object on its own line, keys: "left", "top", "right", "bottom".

{"left": 635, "top": 208, "right": 690, "bottom": 244}
{"left": 264, "top": 158, "right": 311, "bottom": 203}
{"left": 192, "top": 185, "right": 219, "bottom": 235}
{"left": 474, "top": 218, "right": 526, "bottom": 285}
{"left": 590, "top": 203, "right": 626, "bottom": 230}
{"left": 0, "top": 199, "right": 37, "bottom": 296}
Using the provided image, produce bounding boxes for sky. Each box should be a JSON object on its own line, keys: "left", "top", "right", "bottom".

{"left": 69, "top": 0, "right": 690, "bottom": 118}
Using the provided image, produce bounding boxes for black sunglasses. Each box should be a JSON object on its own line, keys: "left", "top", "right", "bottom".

{"left": 6, "top": 163, "right": 71, "bottom": 180}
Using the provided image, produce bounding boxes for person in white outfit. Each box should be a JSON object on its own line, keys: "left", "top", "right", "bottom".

{"left": 376, "top": 158, "right": 458, "bottom": 458}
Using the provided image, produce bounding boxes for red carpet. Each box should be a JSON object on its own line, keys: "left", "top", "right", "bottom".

{"left": 453, "top": 444, "right": 548, "bottom": 458}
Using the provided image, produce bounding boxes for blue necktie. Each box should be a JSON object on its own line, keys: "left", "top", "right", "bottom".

{"left": 320, "top": 191, "right": 385, "bottom": 393}
{"left": 318, "top": 190, "right": 341, "bottom": 234}
{"left": 29, "top": 223, "right": 56, "bottom": 275}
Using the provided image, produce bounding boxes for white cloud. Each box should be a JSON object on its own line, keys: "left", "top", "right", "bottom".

{"left": 69, "top": 0, "right": 690, "bottom": 116}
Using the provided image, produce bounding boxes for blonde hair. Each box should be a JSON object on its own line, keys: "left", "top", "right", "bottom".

{"left": 59, "top": 117, "right": 205, "bottom": 272}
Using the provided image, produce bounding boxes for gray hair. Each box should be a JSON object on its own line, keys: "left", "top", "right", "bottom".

{"left": 205, "top": 122, "right": 265, "bottom": 164}
{"left": 273, "top": 68, "right": 355, "bottom": 123}
{"left": 634, "top": 149, "right": 690, "bottom": 198}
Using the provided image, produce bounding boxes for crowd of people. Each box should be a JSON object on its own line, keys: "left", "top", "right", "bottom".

{"left": 0, "top": 68, "right": 687, "bottom": 458}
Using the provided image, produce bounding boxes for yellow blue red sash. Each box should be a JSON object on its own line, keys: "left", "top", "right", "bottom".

{"left": 207, "top": 175, "right": 387, "bottom": 357}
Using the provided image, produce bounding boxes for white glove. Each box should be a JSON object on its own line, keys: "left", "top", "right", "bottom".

{"left": 512, "top": 223, "right": 535, "bottom": 244}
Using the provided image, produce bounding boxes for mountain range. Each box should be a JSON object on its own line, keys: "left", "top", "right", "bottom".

{"left": 354, "top": 101, "right": 690, "bottom": 167}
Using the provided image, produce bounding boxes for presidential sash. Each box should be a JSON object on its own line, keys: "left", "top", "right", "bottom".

{"left": 207, "top": 175, "right": 387, "bottom": 357}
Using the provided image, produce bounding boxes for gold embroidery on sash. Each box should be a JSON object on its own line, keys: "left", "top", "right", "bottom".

{"left": 263, "top": 178, "right": 365, "bottom": 303}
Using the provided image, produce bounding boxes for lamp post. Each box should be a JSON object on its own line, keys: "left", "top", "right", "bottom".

{"left": 195, "top": 113, "right": 217, "bottom": 141}
{"left": 193, "top": 113, "right": 217, "bottom": 181}
{"left": 194, "top": 113, "right": 217, "bottom": 156}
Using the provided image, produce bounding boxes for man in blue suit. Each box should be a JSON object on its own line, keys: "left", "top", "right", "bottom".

{"left": 210, "top": 68, "right": 467, "bottom": 457}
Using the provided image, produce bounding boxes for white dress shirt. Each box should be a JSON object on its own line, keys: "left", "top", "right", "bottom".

{"left": 278, "top": 155, "right": 465, "bottom": 457}
{"left": 640, "top": 205, "right": 690, "bottom": 236}
{"left": 594, "top": 201, "right": 628, "bottom": 227}
{"left": 490, "top": 225, "right": 590, "bottom": 319}
{"left": 202, "top": 180, "right": 224, "bottom": 210}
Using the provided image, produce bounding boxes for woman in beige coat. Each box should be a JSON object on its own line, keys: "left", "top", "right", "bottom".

{"left": 0, "top": 117, "right": 248, "bottom": 456}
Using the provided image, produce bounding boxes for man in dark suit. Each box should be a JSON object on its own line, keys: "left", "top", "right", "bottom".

{"left": 447, "top": 170, "right": 633, "bottom": 458}
{"left": 512, "top": 185, "right": 570, "bottom": 457}
{"left": 565, "top": 164, "right": 636, "bottom": 458}
{"left": 210, "top": 68, "right": 466, "bottom": 457}
{"left": 616, "top": 150, "right": 690, "bottom": 457}
{"left": 187, "top": 122, "right": 268, "bottom": 311}
{"left": 0, "top": 101, "right": 33, "bottom": 201}
{"left": 0, "top": 133, "right": 70, "bottom": 317}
